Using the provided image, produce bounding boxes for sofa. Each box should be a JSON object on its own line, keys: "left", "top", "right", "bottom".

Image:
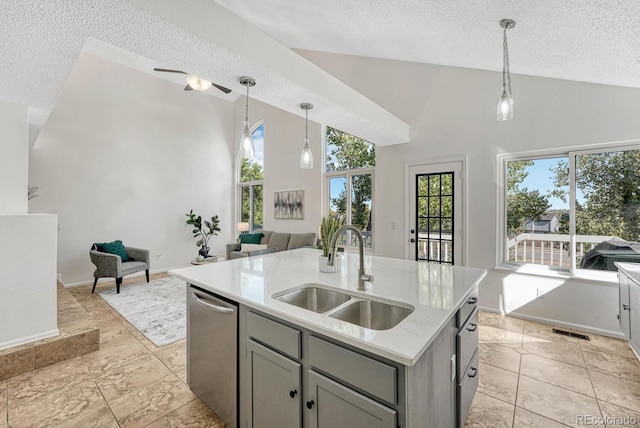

{"left": 226, "top": 230, "right": 317, "bottom": 260}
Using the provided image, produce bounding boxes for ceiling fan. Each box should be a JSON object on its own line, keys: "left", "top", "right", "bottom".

{"left": 153, "top": 68, "right": 232, "bottom": 94}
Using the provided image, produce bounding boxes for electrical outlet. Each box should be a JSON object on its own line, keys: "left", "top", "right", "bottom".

{"left": 391, "top": 221, "right": 397, "bottom": 230}
{"left": 156, "top": 253, "right": 162, "bottom": 260}
{"left": 57, "top": 223, "right": 61, "bottom": 231}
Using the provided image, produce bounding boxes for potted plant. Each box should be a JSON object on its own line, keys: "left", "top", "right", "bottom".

{"left": 185, "top": 210, "right": 221, "bottom": 259}
{"left": 319, "top": 215, "right": 344, "bottom": 272}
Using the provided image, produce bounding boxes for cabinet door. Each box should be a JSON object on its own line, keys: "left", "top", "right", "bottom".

{"left": 620, "top": 273, "right": 631, "bottom": 339}
{"left": 246, "top": 340, "right": 301, "bottom": 428}
{"left": 307, "top": 370, "right": 396, "bottom": 428}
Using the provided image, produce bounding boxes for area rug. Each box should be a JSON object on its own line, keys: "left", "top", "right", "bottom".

{"left": 98, "top": 276, "right": 186, "bottom": 347}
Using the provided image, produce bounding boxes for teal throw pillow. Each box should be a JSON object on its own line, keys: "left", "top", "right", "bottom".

{"left": 96, "top": 240, "right": 129, "bottom": 261}
{"left": 239, "top": 233, "right": 263, "bottom": 244}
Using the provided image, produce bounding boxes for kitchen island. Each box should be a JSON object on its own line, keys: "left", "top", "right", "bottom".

{"left": 170, "top": 248, "right": 486, "bottom": 428}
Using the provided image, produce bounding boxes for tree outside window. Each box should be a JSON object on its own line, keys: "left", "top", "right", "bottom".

{"left": 325, "top": 127, "right": 375, "bottom": 248}
{"left": 239, "top": 123, "right": 264, "bottom": 231}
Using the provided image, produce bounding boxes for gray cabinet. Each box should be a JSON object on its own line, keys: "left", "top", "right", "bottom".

{"left": 246, "top": 339, "right": 301, "bottom": 428}
{"left": 629, "top": 276, "right": 640, "bottom": 357}
{"left": 619, "top": 273, "right": 631, "bottom": 338}
{"left": 307, "top": 370, "right": 396, "bottom": 428}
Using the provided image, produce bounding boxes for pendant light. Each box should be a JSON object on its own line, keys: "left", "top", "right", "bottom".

{"left": 497, "top": 19, "right": 516, "bottom": 121}
{"left": 300, "top": 103, "right": 314, "bottom": 169}
{"left": 239, "top": 76, "right": 256, "bottom": 158}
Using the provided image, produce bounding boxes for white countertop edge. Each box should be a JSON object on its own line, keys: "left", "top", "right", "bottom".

{"left": 170, "top": 266, "right": 487, "bottom": 366}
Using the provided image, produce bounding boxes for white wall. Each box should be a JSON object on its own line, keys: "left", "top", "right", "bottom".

{"left": 297, "top": 50, "right": 640, "bottom": 336}
{"left": 0, "top": 101, "right": 28, "bottom": 214}
{"left": 233, "top": 97, "right": 323, "bottom": 235}
{"left": 29, "top": 53, "right": 235, "bottom": 285}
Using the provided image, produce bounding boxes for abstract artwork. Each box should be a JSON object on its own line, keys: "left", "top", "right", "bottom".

{"left": 274, "top": 190, "right": 304, "bottom": 219}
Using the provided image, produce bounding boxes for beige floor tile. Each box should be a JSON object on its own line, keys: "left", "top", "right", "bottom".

{"left": 0, "top": 381, "right": 6, "bottom": 428}
{"left": 583, "top": 348, "right": 640, "bottom": 383}
{"left": 7, "top": 357, "right": 91, "bottom": 404}
{"left": 464, "top": 391, "right": 514, "bottom": 427}
{"left": 108, "top": 374, "right": 196, "bottom": 428}
{"left": 522, "top": 335, "right": 586, "bottom": 367}
{"left": 581, "top": 334, "right": 636, "bottom": 360}
{"left": 598, "top": 401, "right": 640, "bottom": 427}
{"left": 8, "top": 380, "right": 112, "bottom": 428}
{"left": 82, "top": 339, "right": 151, "bottom": 376}
{"left": 520, "top": 354, "right": 594, "bottom": 397}
{"left": 479, "top": 343, "right": 521, "bottom": 373}
{"left": 513, "top": 407, "right": 570, "bottom": 427}
{"left": 145, "top": 399, "right": 226, "bottom": 428}
{"left": 95, "top": 353, "right": 172, "bottom": 402}
{"left": 34, "top": 329, "right": 100, "bottom": 369}
{"left": 590, "top": 371, "right": 640, "bottom": 413}
{"left": 0, "top": 346, "right": 34, "bottom": 382}
{"left": 154, "top": 339, "right": 187, "bottom": 374}
{"left": 516, "top": 375, "right": 603, "bottom": 428}
{"left": 478, "top": 362, "right": 519, "bottom": 404}
{"left": 479, "top": 311, "right": 525, "bottom": 334}
{"left": 479, "top": 325, "right": 523, "bottom": 348}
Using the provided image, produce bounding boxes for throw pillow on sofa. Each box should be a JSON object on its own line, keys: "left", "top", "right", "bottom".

{"left": 239, "top": 233, "right": 263, "bottom": 244}
{"left": 240, "top": 243, "right": 268, "bottom": 253}
{"left": 95, "top": 240, "right": 129, "bottom": 261}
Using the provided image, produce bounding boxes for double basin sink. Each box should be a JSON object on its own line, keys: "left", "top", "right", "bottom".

{"left": 273, "top": 285, "right": 414, "bottom": 330}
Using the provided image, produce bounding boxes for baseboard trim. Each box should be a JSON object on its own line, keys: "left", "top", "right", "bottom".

{"left": 63, "top": 265, "right": 187, "bottom": 288}
{"left": 0, "top": 328, "right": 59, "bottom": 352}
{"left": 478, "top": 305, "right": 625, "bottom": 340}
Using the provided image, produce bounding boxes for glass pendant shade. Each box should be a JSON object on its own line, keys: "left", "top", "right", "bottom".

{"left": 497, "top": 90, "right": 514, "bottom": 121}
{"left": 300, "top": 139, "right": 313, "bottom": 169}
{"left": 240, "top": 121, "right": 255, "bottom": 159}
{"left": 186, "top": 75, "right": 212, "bottom": 91}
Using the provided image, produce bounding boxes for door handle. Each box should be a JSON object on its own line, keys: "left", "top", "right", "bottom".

{"left": 410, "top": 238, "right": 416, "bottom": 243}
{"left": 468, "top": 367, "right": 478, "bottom": 378}
{"left": 306, "top": 400, "right": 315, "bottom": 409}
{"left": 191, "top": 292, "right": 234, "bottom": 314}
{"left": 468, "top": 297, "right": 477, "bottom": 304}
{"left": 289, "top": 389, "right": 297, "bottom": 398}
{"left": 623, "top": 304, "right": 630, "bottom": 311}
{"left": 410, "top": 229, "right": 415, "bottom": 234}
{"left": 466, "top": 323, "right": 477, "bottom": 332}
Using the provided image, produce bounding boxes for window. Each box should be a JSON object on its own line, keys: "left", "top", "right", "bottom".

{"left": 325, "top": 126, "right": 375, "bottom": 248}
{"left": 502, "top": 145, "right": 640, "bottom": 275}
{"left": 238, "top": 123, "right": 264, "bottom": 231}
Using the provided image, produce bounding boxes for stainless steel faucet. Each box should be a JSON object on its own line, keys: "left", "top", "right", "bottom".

{"left": 328, "top": 224, "right": 374, "bottom": 291}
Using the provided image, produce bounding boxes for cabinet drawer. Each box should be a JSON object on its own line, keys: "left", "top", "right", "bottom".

{"left": 457, "top": 307, "right": 479, "bottom": 380}
{"left": 457, "top": 349, "right": 479, "bottom": 428}
{"left": 309, "top": 336, "right": 397, "bottom": 404}
{"left": 457, "top": 287, "right": 479, "bottom": 328}
{"left": 247, "top": 311, "right": 301, "bottom": 360}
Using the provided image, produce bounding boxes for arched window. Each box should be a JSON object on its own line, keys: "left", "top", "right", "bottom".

{"left": 238, "top": 122, "right": 264, "bottom": 232}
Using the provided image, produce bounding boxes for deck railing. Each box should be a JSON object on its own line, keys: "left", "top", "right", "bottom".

{"left": 506, "top": 233, "right": 618, "bottom": 268}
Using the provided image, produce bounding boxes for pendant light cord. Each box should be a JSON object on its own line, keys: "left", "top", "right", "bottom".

{"left": 503, "top": 26, "right": 512, "bottom": 96}
{"left": 244, "top": 84, "right": 250, "bottom": 124}
{"left": 305, "top": 108, "right": 308, "bottom": 141}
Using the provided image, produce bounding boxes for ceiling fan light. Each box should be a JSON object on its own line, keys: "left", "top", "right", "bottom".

{"left": 497, "top": 90, "right": 514, "bottom": 121}
{"left": 300, "top": 139, "right": 313, "bottom": 169}
{"left": 186, "top": 75, "right": 212, "bottom": 91}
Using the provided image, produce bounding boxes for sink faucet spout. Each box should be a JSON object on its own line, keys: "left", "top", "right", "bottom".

{"left": 328, "top": 224, "right": 374, "bottom": 291}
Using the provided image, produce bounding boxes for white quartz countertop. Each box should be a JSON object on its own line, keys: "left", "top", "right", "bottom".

{"left": 616, "top": 262, "right": 640, "bottom": 285}
{"left": 169, "top": 248, "right": 486, "bottom": 366}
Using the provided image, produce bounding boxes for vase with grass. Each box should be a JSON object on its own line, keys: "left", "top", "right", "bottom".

{"left": 319, "top": 215, "right": 343, "bottom": 273}
{"left": 185, "top": 210, "right": 221, "bottom": 258}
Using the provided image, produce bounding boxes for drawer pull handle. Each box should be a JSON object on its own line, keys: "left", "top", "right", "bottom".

{"left": 467, "top": 323, "right": 477, "bottom": 332}
{"left": 468, "top": 367, "right": 478, "bottom": 378}
{"left": 289, "top": 389, "right": 297, "bottom": 398}
{"left": 468, "top": 297, "right": 477, "bottom": 304}
{"left": 623, "top": 304, "right": 630, "bottom": 311}
{"left": 306, "top": 400, "right": 315, "bottom": 409}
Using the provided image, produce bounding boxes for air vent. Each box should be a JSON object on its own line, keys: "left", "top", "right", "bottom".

{"left": 552, "top": 328, "right": 590, "bottom": 341}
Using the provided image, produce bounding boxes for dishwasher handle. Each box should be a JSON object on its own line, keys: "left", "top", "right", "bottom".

{"left": 191, "top": 291, "right": 235, "bottom": 314}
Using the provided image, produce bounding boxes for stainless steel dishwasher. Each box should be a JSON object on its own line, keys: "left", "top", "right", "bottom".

{"left": 187, "top": 284, "right": 238, "bottom": 428}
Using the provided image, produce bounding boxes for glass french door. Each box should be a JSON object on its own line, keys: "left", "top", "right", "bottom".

{"left": 408, "top": 162, "right": 463, "bottom": 265}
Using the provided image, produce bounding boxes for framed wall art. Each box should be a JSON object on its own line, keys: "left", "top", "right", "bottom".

{"left": 274, "top": 190, "right": 304, "bottom": 219}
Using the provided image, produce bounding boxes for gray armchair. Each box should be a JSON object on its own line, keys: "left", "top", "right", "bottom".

{"left": 90, "top": 245, "right": 150, "bottom": 294}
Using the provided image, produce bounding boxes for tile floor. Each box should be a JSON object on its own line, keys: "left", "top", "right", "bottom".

{"left": 465, "top": 311, "right": 640, "bottom": 427}
{"left": 3, "top": 274, "right": 640, "bottom": 427}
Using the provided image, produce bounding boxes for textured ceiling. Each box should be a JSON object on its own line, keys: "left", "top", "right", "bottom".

{"left": 212, "top": 0, "right": 640, "bottom": 89}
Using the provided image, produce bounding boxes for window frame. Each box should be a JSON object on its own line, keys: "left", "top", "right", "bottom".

{"left": 497, "top": 140, "right": 640, "bottom": 282}
{"left": 237, "top": 121, "right": 264, "bottom": 233}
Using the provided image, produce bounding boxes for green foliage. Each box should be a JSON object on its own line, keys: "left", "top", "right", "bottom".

{"left": 326, "top": 127, "right": 374, "bottom": 231}
{"left": 506, "top": 160, "right": 551, "bottom": 235}
{"left": 185, "top": 210, "right": 221, "bottom": 248}
{"left": 320, "top": 215, "right": 344, "bottom": 257}
{"left": 239, "top": 157, "right": 264, "bottom": 227}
